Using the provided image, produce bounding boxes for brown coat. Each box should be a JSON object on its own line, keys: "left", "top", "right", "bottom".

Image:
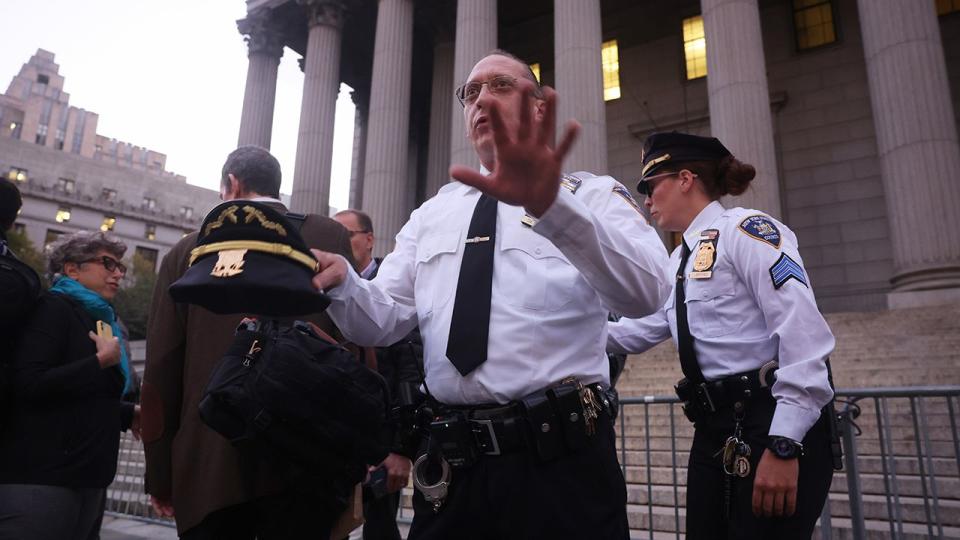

{"left": 141, "top": 205, "right": 356, "bottom": 534}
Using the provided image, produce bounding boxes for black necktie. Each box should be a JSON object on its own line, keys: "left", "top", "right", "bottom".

{"left": 675, "top": 239, "right": 704, "bottom": 383}
{"left": 446, "top": 194, "right": 498, "bottom": 376}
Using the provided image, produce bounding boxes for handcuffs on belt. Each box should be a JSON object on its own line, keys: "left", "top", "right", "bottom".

{"left": 412, "top": 453, "right": 451, "bottom": 512}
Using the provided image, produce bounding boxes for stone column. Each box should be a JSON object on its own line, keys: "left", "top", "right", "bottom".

{"left": 554, "top": 0, "right": 606, "bottom": 174}
{"left": 362, "top": 0, "right": 415, "bottom": 253}
{"left": 857, "top": 0, "right": 960, "bottom": 305}
{"left": 290, "top": 0, "right": 344, "bottom": 216}
{"left": 450, "top": 0, "right": 497, "bottom": 171}
{"left": 425, "top": 40, "right": 454, "bottom": 199}
{"left": 348, "top": 91, "right": 368, "bottom": 211}
{"left": 702, "top": 0, "right": 781, "bottom": 217}
{"left": 236, "top": 14, "right": 285, "bottom": 149}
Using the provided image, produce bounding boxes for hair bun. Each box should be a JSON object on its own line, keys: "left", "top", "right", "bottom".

{"left": 716, "top": 156, "right": 756, "bottom": 196}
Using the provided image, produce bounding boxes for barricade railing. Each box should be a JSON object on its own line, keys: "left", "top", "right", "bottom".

{"left": 107, "top": 386, "right": 960, "bottom": 539}
{"left": 618, "top": 386, "right": 960, "bottom": 540}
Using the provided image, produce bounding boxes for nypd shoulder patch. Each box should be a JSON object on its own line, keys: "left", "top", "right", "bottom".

{"left": 769, "top": 253, "right": 807, "bottom": 290}
{"left": 612, "top": 185, "right": 644, "bottom": 215}
{"left": 739, "top": 215, "right": 782, "bottom": 249}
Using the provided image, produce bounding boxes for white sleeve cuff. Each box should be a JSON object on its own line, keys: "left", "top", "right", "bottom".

{"left": 769, "top": 402, "right": 823, "bottom": 442}
{"left": 323, "top": 255, "right": 360, "bottom": 301}
{"left": 532, "top": 188, "right": 590, "bottom": 243}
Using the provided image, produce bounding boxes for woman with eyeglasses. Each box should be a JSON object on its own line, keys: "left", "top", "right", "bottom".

{"left": 608, "top": 132, "right": 836, "bottom": 539}
{"left": 0, "top": 231, "right": 139, "bottom": 540}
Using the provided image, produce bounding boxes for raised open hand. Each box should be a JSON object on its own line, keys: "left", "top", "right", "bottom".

{"left": 450, "top": 83, "right": 579, "bottom": 218}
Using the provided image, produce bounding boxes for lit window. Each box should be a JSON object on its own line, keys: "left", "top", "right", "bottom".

{"left": 180, "top": 206, "right": 194, "bottom": 220}
{"left": 601, "top": 40, "right": 621, "bottom": 101}
{"left": 793, "top": 0, "right": 836, "bottom": 50}
{"left": 683, "top": 15, "right": 707, "bottom": 80}
{"left": 55, "top": 206, "right": 71, "bottom": 223}
{"left": 145, "top": 224, "right": 156, "bottom": 241}
{"left": 938, "top": 0, "right": 960, "bottom": 15}
{"left": 143, "top": 197, "right": 157, "bottom": 210}
{"left": 7, "top": 167, "right": 28, "bottom": 182}
{"left": 529, "top": 63, "right": 541, "bottom": 84}
{"left": 101, "top": 188, "right": 117, "bottom": 202}
{"left": 8, "top": 122, "right": 15, "bottom": 130}
{"left": 101, "top": 216, "right": 116, "bottom": 232}
{"left": 56, "top": 178, "right": 75, "bottom": 193}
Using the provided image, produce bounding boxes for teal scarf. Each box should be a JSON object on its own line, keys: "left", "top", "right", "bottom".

{"left": 50, "top": 276, "right": 131, "bottom": 396}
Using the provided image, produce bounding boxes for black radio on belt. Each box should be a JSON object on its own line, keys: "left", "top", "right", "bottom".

{"left": 429, "top": 413, "right": 480, "bottom": 468}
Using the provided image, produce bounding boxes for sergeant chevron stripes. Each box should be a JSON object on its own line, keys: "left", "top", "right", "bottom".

{"left": 769, "top": 253, "right": 807, "bottom": 290}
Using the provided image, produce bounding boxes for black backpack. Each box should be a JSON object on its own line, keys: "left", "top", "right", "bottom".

{"left": 199, "top": 319, "right": 390, "bottom": 489}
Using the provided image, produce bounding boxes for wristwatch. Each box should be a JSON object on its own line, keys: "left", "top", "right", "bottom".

{"left": 767, "top": 436, "right": 803, "bottom": 459}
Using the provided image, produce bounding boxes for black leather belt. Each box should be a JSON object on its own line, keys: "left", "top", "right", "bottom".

{"left": 675, "top": 361, "right": 777, "bottom": 421}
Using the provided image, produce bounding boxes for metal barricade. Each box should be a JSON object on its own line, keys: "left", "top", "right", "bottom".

{"left": 107, "top": 386, "right": 960, "bottom": 539}
{"left": 617, "top": 386, "right": 960, "bottom": 540}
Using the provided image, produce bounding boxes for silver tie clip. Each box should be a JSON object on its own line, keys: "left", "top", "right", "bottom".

{"left": 465, "top": 236, "right": 491, "bottom": 244}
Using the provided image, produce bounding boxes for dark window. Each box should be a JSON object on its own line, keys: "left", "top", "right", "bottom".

{"left": 44, "top": 229, "right": 64, "bottom": 251}
{"left": 35, "top": 124, "right": 48, "bottom": 146}
{"left": 938, "top": 0, "right": 960, "bottom": 15}
{"left": 142, "top": 197, "right": 157, "bottom": 211}
{"left": 180, "top": 206, "right": 194, "bottom": 220}
{"left": 56, "top": 177, "right": 75, "bottom": 194}
{"left": 101, "top": 188, "right": 117, "bottom": 202}
{"left": 135, "top": 246, "right": 159, "bottom": 273}
{"left": 793, "top": 0, "right": 837, "bottom": 50}
{"left": 37, "top": 74, "right": 49, "bottom": 85}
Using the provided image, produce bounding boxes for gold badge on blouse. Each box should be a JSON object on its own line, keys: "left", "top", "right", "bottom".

{"left": 689, "top": 232, "right": 718, "bottom": 279}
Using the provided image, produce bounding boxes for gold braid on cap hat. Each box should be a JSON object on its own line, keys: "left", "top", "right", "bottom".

{"left": 188, "top": 240, "right": 319, "bottom": 273}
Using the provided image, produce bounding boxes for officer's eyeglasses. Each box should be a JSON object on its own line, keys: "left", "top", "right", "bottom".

{"left": 79, "top": 255, "right": 127, "bottom": 275}
{"left": 636, "top": 171, "right": 679, "bottom": 197}
{"left": 455, "top": 75, "right": 519, "bottom": 107}
{"left": 346, "top": 229, "right": 370, "bottom": 237}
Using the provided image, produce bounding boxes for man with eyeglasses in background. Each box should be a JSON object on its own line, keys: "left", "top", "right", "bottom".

{"left": 310, "top": 50, "right": 671, "bottom": 539}
{"left": 333, "top": 209, "right": 422, "bottom": 540}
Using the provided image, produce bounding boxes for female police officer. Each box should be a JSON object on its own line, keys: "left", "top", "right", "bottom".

{"left": 609, "top": 132, "right": 836, "bottom": 539}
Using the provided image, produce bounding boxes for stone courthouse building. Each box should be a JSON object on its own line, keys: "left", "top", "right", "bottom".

{"left": 236, "top": 0, "right": 960, "bottom": 314}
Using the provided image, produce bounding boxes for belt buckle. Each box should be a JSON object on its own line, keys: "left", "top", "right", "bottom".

{"left": 471, "top": 419, "right": 501, "bottom": 456}
{"left": 695, "top": 383, "right": 717, "bottom": 413}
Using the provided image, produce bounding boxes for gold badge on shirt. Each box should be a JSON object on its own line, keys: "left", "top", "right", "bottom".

{"left": 689, "top": 229, "right": 719, "bottom": 279}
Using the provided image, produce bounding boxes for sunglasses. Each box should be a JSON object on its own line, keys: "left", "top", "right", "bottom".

{"left": 79, "top": 255, "right": 127, "bottom": 275}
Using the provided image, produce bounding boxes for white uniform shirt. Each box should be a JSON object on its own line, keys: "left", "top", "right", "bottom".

{"left": 608, "top": 201, "right": 835, "bottom": 442}
{"left": 326, "top": 173, "right": 671, "bottom": 405}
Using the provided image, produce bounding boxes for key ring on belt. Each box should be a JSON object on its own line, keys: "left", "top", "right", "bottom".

{"left": 412, "top": 454, "right": 451, "bottom": 513}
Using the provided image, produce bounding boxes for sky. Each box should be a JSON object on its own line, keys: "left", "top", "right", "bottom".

{"left": 0, "top": 0, "right": 356, "bottom": 211}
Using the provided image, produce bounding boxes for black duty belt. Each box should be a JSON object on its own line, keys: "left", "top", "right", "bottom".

{"left": 675, "top": 360, "right": 778, "bottom": 422}
{"left": 427, "top": 381, "right": 616, "bottom": 466}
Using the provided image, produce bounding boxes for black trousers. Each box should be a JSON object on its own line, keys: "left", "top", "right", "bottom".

{"left": 180, "top": 489, "right": 343, "bottom": 540}
{"left": 407, "top": 417, "right": 629, "bottom": 540}
{"left": 362, "top": 490, "right": 401, "bottom": 540}
{"left": 685, "top": 393, "right": 834, "bottom": 540}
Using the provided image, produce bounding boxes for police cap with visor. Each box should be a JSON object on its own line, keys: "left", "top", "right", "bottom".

{"left": 637, "top": 132, "right": 732, "bottom": 196}
{"left": 169, "top": 201, "right": 329, "bottom": 316}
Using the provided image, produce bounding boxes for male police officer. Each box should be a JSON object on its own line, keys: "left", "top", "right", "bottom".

{"left": 311, "top": 51, "right": 671, "bottom": 539}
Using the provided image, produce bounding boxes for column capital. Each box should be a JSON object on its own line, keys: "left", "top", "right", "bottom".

{"left": 237, "top": 13, "right": 286, "bottom": 58}
{"left": 298, "top": 0, "right": 346, "bottom": 29}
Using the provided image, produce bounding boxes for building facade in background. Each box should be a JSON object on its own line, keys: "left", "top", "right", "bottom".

{"left": 0, "top": 49, "right": 222, "bottom": 270}
{"left": 235, "top": 0, "right": 960, "bottom": 313}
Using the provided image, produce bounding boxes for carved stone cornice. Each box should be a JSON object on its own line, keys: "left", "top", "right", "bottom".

{"left": 298, "top": 0, "right": 346, "bottom": 30}
{"left": 237, "top": 12, "right": 286, "bottom": 58}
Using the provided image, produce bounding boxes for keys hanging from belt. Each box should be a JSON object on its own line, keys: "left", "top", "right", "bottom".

{"left": 561, "top": 377, "right": 601, "bottom": 436}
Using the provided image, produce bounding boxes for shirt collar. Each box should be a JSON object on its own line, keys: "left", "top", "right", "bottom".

{"left": 360, "top": 258, "right": 378, "bottom": 279}
{"left": 682, "top": 200, "right": 725, "bottom": 249}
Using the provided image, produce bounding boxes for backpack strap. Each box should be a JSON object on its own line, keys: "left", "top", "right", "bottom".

{"left": 285, "top": 212, "right": 308, "bottom": 233}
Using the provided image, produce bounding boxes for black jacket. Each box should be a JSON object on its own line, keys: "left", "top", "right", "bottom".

{"left": 0, "top": 292, "right": 135, "bottom": 488}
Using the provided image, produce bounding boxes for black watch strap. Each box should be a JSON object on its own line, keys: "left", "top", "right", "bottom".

{"left": 767, "top": 436, "right": 803, "bottom": 459}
